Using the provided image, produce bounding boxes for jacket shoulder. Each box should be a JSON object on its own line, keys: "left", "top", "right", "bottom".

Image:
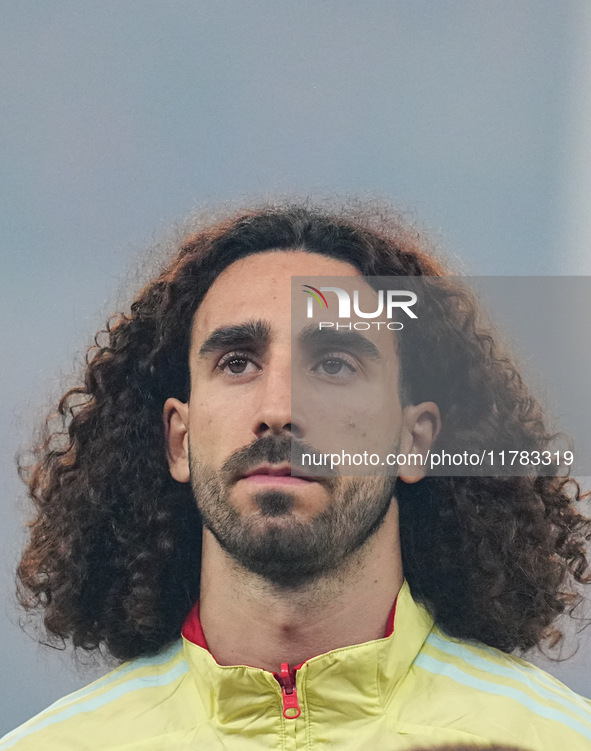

{"left": 406, "top": 626, "right": 591, "bottom": 750}
{"left": 0, "top": 641, "right": 188, "bottom": 751}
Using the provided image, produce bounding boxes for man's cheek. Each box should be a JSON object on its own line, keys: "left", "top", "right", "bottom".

{"left": 191, "top": 410, "right": 245, "bottom": 462}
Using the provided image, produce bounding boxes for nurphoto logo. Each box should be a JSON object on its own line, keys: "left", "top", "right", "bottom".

{"left": 302, "top": 284, "right": 417, "bottom": 330}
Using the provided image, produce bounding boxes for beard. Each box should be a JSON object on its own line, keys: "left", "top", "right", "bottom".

{"left": 189, "top": 435, "right": 394, "bottom": 588}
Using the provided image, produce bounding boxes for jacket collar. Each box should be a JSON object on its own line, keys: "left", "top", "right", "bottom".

{"left": 181, "top": 580, "right": 434, "bottom": 729}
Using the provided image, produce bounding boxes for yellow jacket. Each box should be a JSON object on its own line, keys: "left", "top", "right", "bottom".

{"left": 2, "top": 581, "right": 591, "bottom": 750}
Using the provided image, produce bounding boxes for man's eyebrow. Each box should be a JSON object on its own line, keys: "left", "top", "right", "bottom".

{"left": 299, "top": 325, "right": 382, "bottom": 360}
{"left": 198, "top": 320, "right": 271, "bottom": 357}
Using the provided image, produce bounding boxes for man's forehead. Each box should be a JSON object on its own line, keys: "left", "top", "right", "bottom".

{"left": 191, "top": 250, "right": 361, "bottom": 345}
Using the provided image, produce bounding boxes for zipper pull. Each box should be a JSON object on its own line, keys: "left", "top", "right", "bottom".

{"left": 279, "top": 663, "right": 301, "bottom": 719}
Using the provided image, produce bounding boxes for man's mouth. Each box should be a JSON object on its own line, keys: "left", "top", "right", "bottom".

{"left": 240, "top": 464, "right": 317, "bottom": 486}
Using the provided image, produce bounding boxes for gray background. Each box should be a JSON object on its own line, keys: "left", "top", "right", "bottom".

{"left": 1, "top": 0, "right": 590, "bottom": 734}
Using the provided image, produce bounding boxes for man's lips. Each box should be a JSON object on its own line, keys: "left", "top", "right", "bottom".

{"left": 239, "top": 464, "right": 317, "bottom": 485}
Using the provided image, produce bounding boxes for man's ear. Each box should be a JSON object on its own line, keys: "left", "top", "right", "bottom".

{"left": 397, "top": 402, "right": 441, "bottom": 484}
{"left": 163, "top": 398, "right": 191, "bottom": 483}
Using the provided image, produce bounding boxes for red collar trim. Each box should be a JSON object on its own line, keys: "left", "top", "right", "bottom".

{"left": 181, "top": 596, "right": 398, "bottom": 655}
{"left": 385, "top": 597, "right": 397, "bottom": 637}
{"left": 182, "top": 601, "right": 209, "bottom": 650}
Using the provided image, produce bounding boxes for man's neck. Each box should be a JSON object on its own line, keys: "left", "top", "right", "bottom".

{"left": 198, "top": 503, "right": 404, "bottom": 673}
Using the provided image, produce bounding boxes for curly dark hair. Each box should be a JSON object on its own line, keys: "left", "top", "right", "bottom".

{"left": 16, "top": 202, "right": 591, "bottom": 661}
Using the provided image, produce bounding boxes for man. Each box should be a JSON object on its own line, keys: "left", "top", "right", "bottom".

{"left": 2, "top": 203, "right": 591, "bottom": 750}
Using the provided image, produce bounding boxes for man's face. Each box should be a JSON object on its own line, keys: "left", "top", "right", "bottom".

{"left": 165, "top": 250, "right": 413, "bottom": 587}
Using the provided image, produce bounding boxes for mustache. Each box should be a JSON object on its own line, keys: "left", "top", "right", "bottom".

{"left": 220, "top": 435, "right": 338, "bottom": 484}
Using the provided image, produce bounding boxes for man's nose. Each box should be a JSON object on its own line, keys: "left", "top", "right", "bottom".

{"left": 252, "top": 356, "right": 303, "bottom": 439}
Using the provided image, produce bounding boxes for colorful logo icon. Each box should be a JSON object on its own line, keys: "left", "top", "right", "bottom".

{"left": 302, "top": 285, "right": 329, "bottom": 309}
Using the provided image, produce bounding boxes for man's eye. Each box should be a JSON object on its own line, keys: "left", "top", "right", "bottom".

{"left": 312, "top": 354, "right": 357, "bottom": 378}
{"left": 218, "top": 353, "right": 259, "bottom": 375}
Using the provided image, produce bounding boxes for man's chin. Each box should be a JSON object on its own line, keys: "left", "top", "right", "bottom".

{"left": 211, "top": 514, "right": 332, "bottom": 587}
{"left": 253, "top": 489, "right": 295, "bottom": 517}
